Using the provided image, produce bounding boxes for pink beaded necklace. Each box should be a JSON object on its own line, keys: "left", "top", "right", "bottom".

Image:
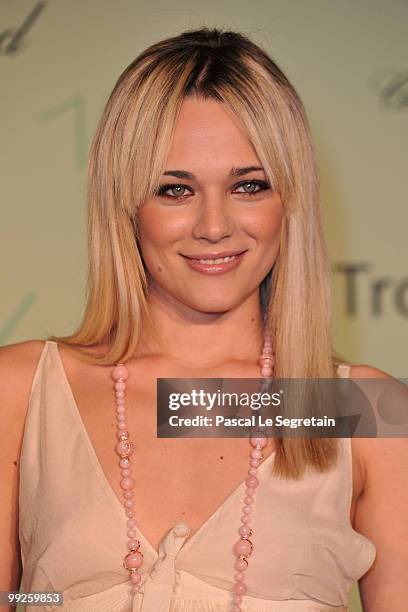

{"left": 111, "top": 330, "right": 274, "bottom": 610}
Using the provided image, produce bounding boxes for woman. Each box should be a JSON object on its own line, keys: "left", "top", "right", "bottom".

{"left": 1, "top": 27, "right": 407, "bottom": 612}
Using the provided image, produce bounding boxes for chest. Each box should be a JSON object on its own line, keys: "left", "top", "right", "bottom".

{"left": 78, "top": 392, "right": 277, "bottom": 551}
{"left": 61, "top": 352, "right": 366, "bottom": 553}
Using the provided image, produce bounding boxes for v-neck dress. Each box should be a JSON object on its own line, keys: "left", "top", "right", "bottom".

{"left": 18, "top": 341, "right": 376, "bottom": 611}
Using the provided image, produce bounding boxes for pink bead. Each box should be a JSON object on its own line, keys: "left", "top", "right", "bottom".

{"left": 124, "top": 551, "right": 143, "bottom": 569}
{"left": 233, "top": 539, "right": 253, "bottom": 557}
{"left": 262, "top": 347, "right": 273, "bottom": 355}
{"left": 112, "top": 365, "right": 129, "bottom": 381}
{"left": 120, "top": 477, "right": 134, "bottom": 490}
{"left": 130, "top": 572, "right": 141, "bottom": 584}
{"left": 245, "top": 476, "right": 259, "bottom": 488}
{"left": 250, "top": 436, "right": 267, "bottom": 448}
{"left": 127, "top": 539, "right": 140, "bottom": 550}
{"left": 110, "top": 357, "right": 274, "bottom": 595}
{"left": 233, "top": 581, "right": 247, "bottom": 595}
{"left": 234, "top": 558, "right": 248, "bottom": 571}
{"left": 116, "top": 440, "right": 134, "bottom": 457}
{"left": 239, "top": 525, "right": 251, "bottom": 537}
{"left": 232, "top": 606, "right": 241, "bottom": 612}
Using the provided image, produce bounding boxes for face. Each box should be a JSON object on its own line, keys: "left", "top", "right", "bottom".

{"left": 137, "top": 96, "right": 284, "bottom": 315}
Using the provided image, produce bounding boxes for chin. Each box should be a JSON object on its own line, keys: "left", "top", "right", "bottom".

{"left": 186, "top": 298, "right": 240, "bottom": 315}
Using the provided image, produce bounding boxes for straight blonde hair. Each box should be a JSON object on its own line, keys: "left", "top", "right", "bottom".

{"left": 49, "top": 27, "right": 348, "bottom": 479}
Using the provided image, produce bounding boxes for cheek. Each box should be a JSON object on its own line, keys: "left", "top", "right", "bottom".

{"left": 137, "top": 206, "right": 189, "bottom": 269}
{"left": 242, "top": 207, "right": 283, "bottom": 246}
{"left": 240, "top": 190, "right": 284, "bottom": 239}
{"left": 265, "top": 199, "right": 283, "bottom": 244}
{"left": 137, "top": 208, "right": 165, "bottom": 248}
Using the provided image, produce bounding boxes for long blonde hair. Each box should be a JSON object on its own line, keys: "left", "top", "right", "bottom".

{"left": 49, "top": 27, "right": 347, "bottom": 478}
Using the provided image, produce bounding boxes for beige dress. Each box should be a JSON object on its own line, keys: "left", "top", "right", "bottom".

{"left": 19, "top": 341, "right": 376, "bottom": 611}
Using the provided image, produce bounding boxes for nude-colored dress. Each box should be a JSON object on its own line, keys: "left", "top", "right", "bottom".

{"left": 18, "top": 341, "right": 376, "bottom": 611}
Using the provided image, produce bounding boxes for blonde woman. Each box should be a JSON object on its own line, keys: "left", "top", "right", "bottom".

{"left": 1, "top": 27, "right": 407, "bottom": 612}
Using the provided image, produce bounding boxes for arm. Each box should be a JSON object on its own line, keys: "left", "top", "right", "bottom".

{"left": 350, "top": 365, "right": 408, "bottom": 611}
{"left": 0, "top": 341, "right": 45, "bottom": 611}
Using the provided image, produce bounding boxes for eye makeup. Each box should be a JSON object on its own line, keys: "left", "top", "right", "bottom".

{"left": 155, "top": 179, "right": 271, "bottom": 201}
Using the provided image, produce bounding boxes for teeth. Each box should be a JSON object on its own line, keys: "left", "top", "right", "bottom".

{"left": 197, "top": 256, "right": 236, "bottom": 264}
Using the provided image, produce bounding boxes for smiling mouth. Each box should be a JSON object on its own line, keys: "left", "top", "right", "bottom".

{"left": 180, "top": 250, "right": 248, "bottom": 275}
{"left": 187, "top": 255, "right": 238, "bottom": 264}
{"left": 181, "top": 251, "right": 247, "bottom": 264}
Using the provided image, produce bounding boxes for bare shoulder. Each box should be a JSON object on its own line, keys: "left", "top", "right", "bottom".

{"left": 348, "top": 363, "right": 392, "bottom": 380}
{"left": 348, "top": 362, "right": 405, "bottom": 466}
{"left": 0, "top": 338, "right": 47, "bottom": 366}
{"left": 348, "top": 364, "right": 408, "bottom": 606}
{"left": 0, "top": 338, "right": 47, "bottom": 380}
{"left": 0, "top": 339, "right": 47, "bottom": 595}
{"left": 0, "top": 339, "right": 47, "bottom": 427}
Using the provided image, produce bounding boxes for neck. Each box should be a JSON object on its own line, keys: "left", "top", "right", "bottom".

{"left": 136, "top": 284, "right": 265, "bottom": 369}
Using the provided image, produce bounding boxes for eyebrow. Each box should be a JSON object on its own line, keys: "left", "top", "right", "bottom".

{"left": 162, "top": 166, "right": 265, "bottom": 179}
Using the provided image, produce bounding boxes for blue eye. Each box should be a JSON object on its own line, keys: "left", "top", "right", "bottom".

{"left": 155, "top": 180, "right": 271, "bottom": 200}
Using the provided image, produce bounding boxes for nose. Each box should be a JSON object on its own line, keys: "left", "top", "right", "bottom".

{"left": 191, "top": 192, "right": 235, "bottom": 243}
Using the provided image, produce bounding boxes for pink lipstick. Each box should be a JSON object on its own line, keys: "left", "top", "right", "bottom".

{"left": 181, "top": 250, "right": 247, "bottom": 275}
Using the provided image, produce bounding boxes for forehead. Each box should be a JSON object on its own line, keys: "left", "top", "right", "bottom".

{"left": 165, "top": 97, "right": 261, "bottom": 175}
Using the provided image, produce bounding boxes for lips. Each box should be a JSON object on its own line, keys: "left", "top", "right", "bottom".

{"left": 182, "top": 250, "right": 247, "bottom": 261}
{"left": 181, "top": 250, "right": 247, "bottom": 275}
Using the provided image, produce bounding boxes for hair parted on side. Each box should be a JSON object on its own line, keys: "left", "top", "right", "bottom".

{"left": 48, "top": 26, "right": 348, "bottom": 479}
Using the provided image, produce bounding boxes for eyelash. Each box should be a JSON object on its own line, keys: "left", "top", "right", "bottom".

{"left": 155, "top": 180, "right": 271, "bottom": 201}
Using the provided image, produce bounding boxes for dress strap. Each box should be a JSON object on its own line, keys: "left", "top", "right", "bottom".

{"left": 336, "top": 363, "right": 351, "bottom": 378}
